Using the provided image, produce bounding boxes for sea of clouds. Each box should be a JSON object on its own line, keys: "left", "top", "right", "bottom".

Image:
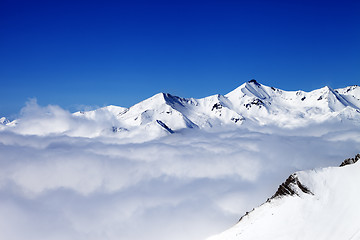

{"left": 0, "top": 101, "right": 359, "bottom": 240}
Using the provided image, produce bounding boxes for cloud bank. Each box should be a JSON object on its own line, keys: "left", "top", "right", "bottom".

{"left": 0, "top": 102, "right": 359, "bottom": 240}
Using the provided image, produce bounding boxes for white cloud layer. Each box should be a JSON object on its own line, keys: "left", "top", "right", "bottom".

{"left": 0, "top": 102, "right": 359, "bottom": 240}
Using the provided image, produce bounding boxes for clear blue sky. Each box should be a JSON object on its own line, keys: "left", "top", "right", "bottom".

{"left": 1, "top": 0, "right": 359, "bottom": 117}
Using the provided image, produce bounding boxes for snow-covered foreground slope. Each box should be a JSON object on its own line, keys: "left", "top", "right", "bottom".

{"left": 208, "top": 154, "right": 360, "bottom": 240}
{"left": 1, "top": 80, "right": 359, "bottom": 140}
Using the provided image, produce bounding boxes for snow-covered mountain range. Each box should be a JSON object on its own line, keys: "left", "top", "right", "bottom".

{"left": 1, "top": 80, "right": 359, "bottom": 139}
{"left": 74, "top": 80, "right": 360, "bottom": 131}
{"left": 208, "top": 154, "right": 360, "bottom": 240}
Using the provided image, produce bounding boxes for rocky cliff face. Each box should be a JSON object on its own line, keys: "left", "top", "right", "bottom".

{"left": 271, "top": 174, "right": 313, "bottom": 199}
{"left": 339, "top": 153, "right": 360, "bottom": 167}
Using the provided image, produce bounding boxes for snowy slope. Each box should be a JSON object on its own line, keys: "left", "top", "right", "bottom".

{"left": 207, "top": 154, "right": 360, "bottom": 240}
{"left": 336, "top": 85, "right": 360, "bottom": 109}
{"left": 112, "top": 92, "right": 244, "bottom": 132}
{"left": 1, "top": 80, "right": 359, "bottom": 138}
{"left": 73, "top": 105, "right": 128, "bottom": 119}
{"left": 226, "top": 80, "right": 360, "bottom": 127}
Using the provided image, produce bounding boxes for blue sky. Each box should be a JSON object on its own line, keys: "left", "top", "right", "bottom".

{"left": 1, "top": 0, "right": 359, "bottom": 117}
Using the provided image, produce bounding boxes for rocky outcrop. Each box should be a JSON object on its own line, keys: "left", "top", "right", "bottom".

{"left": 271, "top": 174, "right": 313, "bottom": 199}
{"left": 339, "top": 154, "right": 360, "bottom": 167}
{"left": 156, "top": 120, "right": 174, "bottom": 133}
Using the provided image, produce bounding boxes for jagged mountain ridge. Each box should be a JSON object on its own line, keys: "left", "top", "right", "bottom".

{"left": 76, "top": 80, "right": 360, "bottom": 133}
{"left": 208, "top": 154, "right": 360, "bottom": 240}
{"left": 1, "top": 80, "right": 360, "bottom": 138}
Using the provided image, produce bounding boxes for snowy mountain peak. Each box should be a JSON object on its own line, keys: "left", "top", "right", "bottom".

{"left": 226, "top": 79, "right": 271, "bottom": 101}
{"left": 0, "top": 117, "right": 10, "bottom": 125}
{"left": 162, "top": 93, "right": 193, "bottom": 108}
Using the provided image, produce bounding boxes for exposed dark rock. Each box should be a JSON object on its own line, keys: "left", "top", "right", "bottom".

{"left": 339, "top": 154, "right": 360, "bottom": 167}
{"left": 211, "top": 103, "right": 223, "bottom": 111}
{"left": 244, "top": 99, "right": 264, "bottom": 109}
{"left": 301, "top": 96, "right": 306, "bottom": 101}
{"left": 117, "top": 109, "right": 128, "bottom": 116}
{"left": 156, "top": 120, "right": 174, "bottom": 134}
{"left": 239, "top": 211, "right": 250, "bottom": 222}
{"left": 231, "top": 117, "right": 242, "bottom": 123}
{"left": 112, "top": 126, "right": 128, "bottom": 133}
{"left": 248, "top": 79, "right": 261, "bottom": 87}
{"left": 345, "top": 85, "right": 359, "bottom": 93}
{"left": 163, "top": 93, "right": 186, "bottom": 107}
{"left": 271, "top": 174, "right": 313, "bottom": 199}
{"left": 317, "top": 96, "right": 323, "bottom": 101}
{"left": 249, "top": 79, "right": 257, "bottom": 83}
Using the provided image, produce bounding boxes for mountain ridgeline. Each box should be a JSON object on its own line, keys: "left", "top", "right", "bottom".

{"left": 74, "top": 80, "right": 360, "bottom": 133}
{"left": 1, "top": 80, "right": 360, "bottom": 138}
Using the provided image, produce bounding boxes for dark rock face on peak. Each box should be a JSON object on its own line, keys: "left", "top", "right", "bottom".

{"left": 271, "top": 174, "right": 313, "bottom": 199}
{"left": 163, "top": 93, "right": 186, "bottom": 107}
{"left": 340, "top": 154, "right": 360, "bottom": 167}
{"left": 248, "top": 79, "right": 261, "bottom": 86}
